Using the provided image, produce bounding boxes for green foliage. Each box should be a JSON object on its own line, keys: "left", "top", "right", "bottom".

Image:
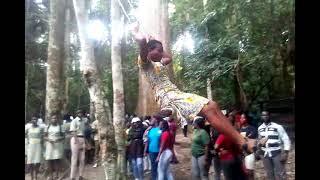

{"left": 170, "top": 0, "right": 295, "bottom": 109}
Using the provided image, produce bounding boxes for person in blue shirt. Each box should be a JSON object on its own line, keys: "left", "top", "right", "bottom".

{"left": 144, "top": 114, "right": 163, "bottom": 180}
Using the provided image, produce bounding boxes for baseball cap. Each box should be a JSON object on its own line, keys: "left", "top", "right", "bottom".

{"left": 131, "top": 117, "right": 141, "bottom": 123}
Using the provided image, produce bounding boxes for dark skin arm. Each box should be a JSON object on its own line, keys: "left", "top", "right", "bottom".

{"left": 156, "top": 133, "right": 167, "bottom": 161}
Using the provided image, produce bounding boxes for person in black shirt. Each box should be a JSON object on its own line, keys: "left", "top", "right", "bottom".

{"left": 240, "top": 113, "right": 258, "bottom": 180}
{"left": 128, "top": 117, "right": 146, "bottom": 180}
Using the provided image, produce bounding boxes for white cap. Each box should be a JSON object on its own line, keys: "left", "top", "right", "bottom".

{"left": 163, "top": 117, "right": 170, "bottom": 121}
{"left": 161, "top": 107, "right": 174, "bottom": 113}
{"left": 131, "top": 117, "right": 141, "bottom": 123}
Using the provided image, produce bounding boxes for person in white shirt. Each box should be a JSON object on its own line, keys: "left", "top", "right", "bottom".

{"left": 25, "top": 116, "right": 44, "bottom": 180}
{"left": 44, "top": 114, "right": 65, "bottom": 180}
{"left": 70, "top": 110, "right": 87, "bottom": 180}
{"left": 258, "top": 111, "right": 291, "bottom": 180}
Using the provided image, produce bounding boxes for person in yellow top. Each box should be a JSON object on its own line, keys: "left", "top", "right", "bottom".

{"left": 132, "top": 23, "right": 256, "bottom": 154}
{"left": 25, "top": 116, "right": 44, "bottom": 180}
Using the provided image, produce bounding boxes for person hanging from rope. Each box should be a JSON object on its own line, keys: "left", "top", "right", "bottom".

{"left": 131, "top": 23, "right": 256, "bottom": 154}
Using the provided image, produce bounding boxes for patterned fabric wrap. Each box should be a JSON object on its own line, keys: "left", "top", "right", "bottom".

{"left": 140, "top": 59, "right": 209, "bottom": 121}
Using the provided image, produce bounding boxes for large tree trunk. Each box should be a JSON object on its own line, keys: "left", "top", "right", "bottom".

{"left": 45, "top": 0, "right": 66, "bottom": 122}
{"left": 25, "top": 63, "right": 30, "bottom": 122}
{"left": 135, "top": 0, "right": 172, "bottom": 116}
{"left": 63, "top": 3, "right": 71, "bottom": 115}
{"left": 111, "top": 0, "right": 126, "bottom": 178}
{"left": 72, "top": 0, "right": 117, "bottom": 179}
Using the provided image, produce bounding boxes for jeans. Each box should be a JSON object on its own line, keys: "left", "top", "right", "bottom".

{"left": 149, "top": 152, "right": 159, "bottom": 180}
{"left": 144, "top": 155, "right": 152, "bottom": 171}
{"left": 191, "top": 155, "right": 209, "bottom": 180}
{"left": 212, "top": 156, "right": 222, "bottom": 180}
{"left": 158, "top": 149, "right": 174, "bottom": 180}
{"left": 131, "top": 157, "right": 144, "bottom": 180}
{"left": 262, "top": 153, "right": 286, "bottom": 180}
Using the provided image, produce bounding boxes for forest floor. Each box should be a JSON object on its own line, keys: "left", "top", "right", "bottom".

{"left": 25, "top": 129, "right": 295, "bottom": 180}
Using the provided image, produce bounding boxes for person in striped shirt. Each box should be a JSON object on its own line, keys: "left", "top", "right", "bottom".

{"left": 258, "top": 111, "right": 291, "bottom": 180}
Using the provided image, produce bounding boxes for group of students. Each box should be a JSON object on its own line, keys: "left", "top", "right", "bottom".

{"left": 25, "top": 110, "right": 101, "bottom": 180}
{"left": 190, "top": 110, "right": 291, "bottom": 180}
{"left": 125, "top": 108, "right": 179, "bottom": 180}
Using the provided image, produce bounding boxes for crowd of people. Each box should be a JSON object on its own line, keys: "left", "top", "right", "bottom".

{"left": 124, "top": 109, "right": 291, "bottom": 180}
{"left": 25, "top": 108, "right": 291, "bottom": 180}
{"left": 25, "top": 110, "right": 100, "bottom": 180}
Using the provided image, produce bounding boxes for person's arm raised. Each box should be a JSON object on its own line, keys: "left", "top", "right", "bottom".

{"left": 132, "top": 24, "right": 148, "bottom": 62}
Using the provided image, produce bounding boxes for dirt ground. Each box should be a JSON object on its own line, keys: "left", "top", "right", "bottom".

{"left": 26, "top": 129, "right": 295, "bottom": 180}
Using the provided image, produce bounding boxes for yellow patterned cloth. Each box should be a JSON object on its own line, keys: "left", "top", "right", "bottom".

{"left": 140, "top": 60, "right": 209, "bottom": 120}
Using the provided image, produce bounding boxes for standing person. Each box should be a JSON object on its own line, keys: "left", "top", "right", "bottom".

{"left": 70, "top": 110, "right": 87, "bottom": 180}
{"left": 181, "top": 116, "right": 188, "bottom": 137}
{"left": 144, "top": 115, "right": 163, "bottom": 180}
{"left": 215, "top": 133, "right": 246, "bottom": 180}
{"left": 91, "top": 118, "right": 100, "bottom": 168}
{"left": 210, "top": 127, "right": 222, "bottom": 180}
{"left": 240, "top": 113, "right": 258, "bottom": 180}
{"left": 44, "top": 114, "right": 65, "bottom": 180}
{"left": 156, "top": 120, "right": 174, "bottom": 180}
{"left": 26, "top": 116, "right": 44, "bottom": 180}
{"left": 131, "top": 26, "right": 256, "bottom": 155}
{"left": 214, "top": 113, "right": 246, "bottom": 180}
{"left": 161, "top": 108, "right": 179, "bottom": 164}
{"left": 128, "top": 117, "right": 145, "bottom": 180}
{"left": 191, "top": 116, "right": 210, "bottom": 180}
{"left": 258, "top": 111, "right": 291, "bottom": 180}
{"left": 63, "top": 114, "right": 72, "bottom": 161}
{"left": 143, "top": 117, "right": 152, "bottom": 172}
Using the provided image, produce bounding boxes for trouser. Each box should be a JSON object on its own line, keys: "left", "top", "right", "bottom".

{"left": 158, "top": 149, "right": 174, "bottom": 180}
{"left": 144, "top": 155, "right": 152, "bottom": 171}
{"left": 131, "top": 157, "right": 144, "bottom": 180}
{"left": 149, "top": 152, "right": 159, "bottom": 180}
{"left": 212, "top": 156, "right": 222, "bottom": 180}
{"left": 262, "top": 153, "right": 286, "bottom": 180}
{"left": 183, "top": 125, "right": 188, "bottom": 137}
{"left": 221, "top": 157, "right": 246, "bottom": 180}
{"left": 192, "top": 155, "right": 209, "bottom": 180}
{"left": 94, "top": 140, "right": 100, "bottom": 164}
{"left": 70, "top": 137, "right": 86, "bottom": 179}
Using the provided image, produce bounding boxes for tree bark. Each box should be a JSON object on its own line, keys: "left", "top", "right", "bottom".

{"left": 72, "top": 0, "right": 117, "bottom": 179}
{"left": 63, "top": 3, "right": 71, "bottom": 115}
{"left": 111, "top": 0, "right": 126, "bottom": 178}
{"left": 45, "top": 0, "right": 66, "bottom": 122}
{"left": 25, "top": 63, "right": 30, "bottom": 123}
{"left": 206, "top": 78, "right": 213, "bottom": 100}
{"left": 135, "top": 0, "right": 172, "bottom": 116}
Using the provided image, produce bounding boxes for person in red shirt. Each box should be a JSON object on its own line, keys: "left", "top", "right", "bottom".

{"left": 160, "top": 109, "right": 179, "bottom": 164}
{"left": 215, "top": 133, "right": 246, "bottom": 180}
{"left": 156, "top": 120, "right": 174, "bottom": 180}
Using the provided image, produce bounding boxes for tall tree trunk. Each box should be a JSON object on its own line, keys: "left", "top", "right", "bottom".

{"left": 63, "top": 3, "right": 71, "bottom": 115}
{"left": 202, "top": 0, "right": 213, "bottom": 101}
{"left": 135, "top": 0, "right": 171, "bottom": 116}
{"left": 160, "top": 0, "right": 174, "bottom": 81}
{"left": 235, "top": 58, "right": 248, "bottom": 111}
{"left": 45, "top": 0, "right": 66, "bottom": 122}
{"left": 111, "top": 0, "right": 126, "bottom": 178}
{"left": 72, "top": 0, "right": 117, "bottom": 179}
{"left": 25, "top": 63, "right": 30, "bottom": 123}
{"left": 206, "top": 78, "right": 213, "bottom": 100}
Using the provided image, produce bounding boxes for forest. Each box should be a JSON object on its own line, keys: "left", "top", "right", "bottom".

{"left": 25, "top": 0, "right": 295, "bottom": 179}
